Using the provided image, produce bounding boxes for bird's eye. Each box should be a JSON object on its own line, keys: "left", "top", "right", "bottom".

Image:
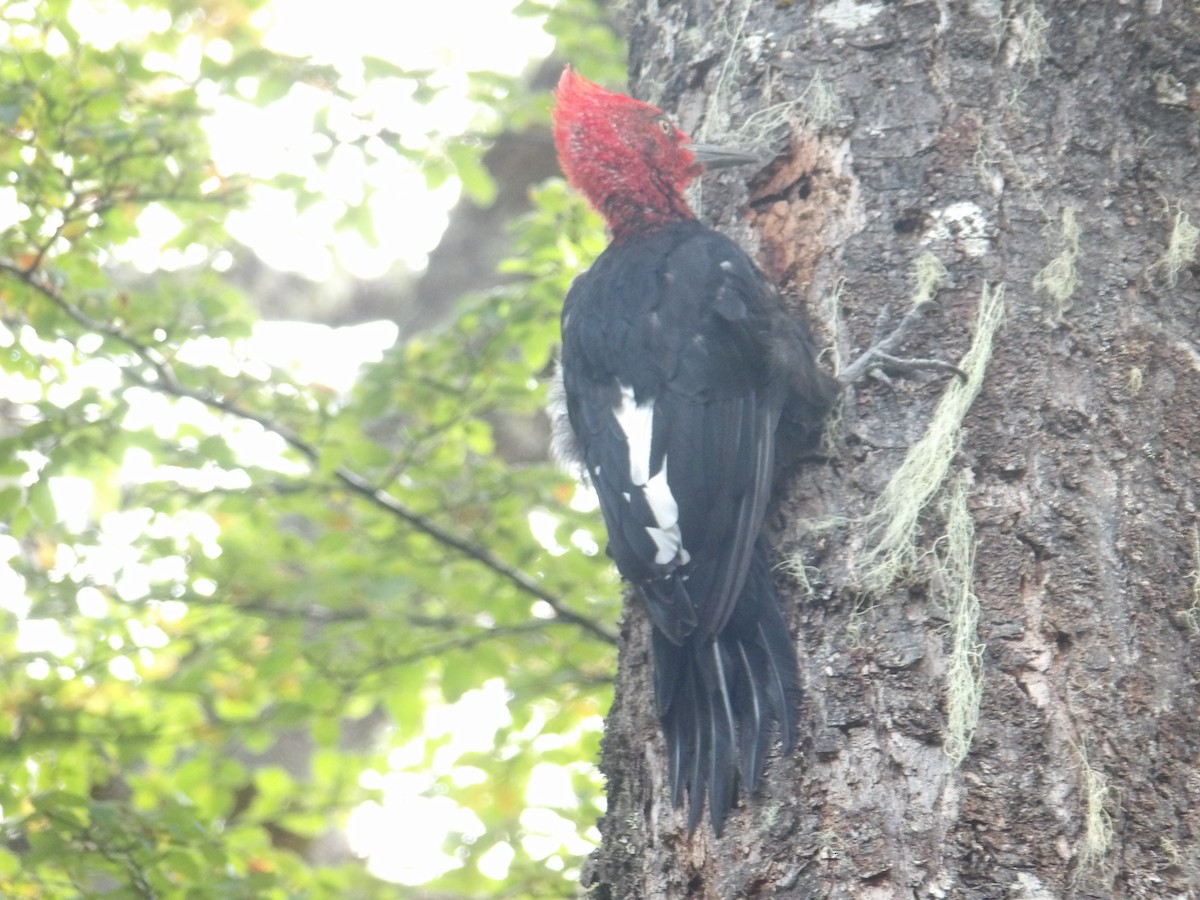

{"left": 656, "top": 117, "right": 673, "bottom": 137}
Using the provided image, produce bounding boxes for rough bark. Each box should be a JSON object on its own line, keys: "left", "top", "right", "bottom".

{"left": 584, "top": 2, "right": 1200, "bottom": 897}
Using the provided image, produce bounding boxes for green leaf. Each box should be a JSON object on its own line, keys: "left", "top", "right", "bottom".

{"left": 27, "top": 478, "right": 55, "bottom": 525}
{"left": 0, "top": 1, "right": 622, "bottom": 895}
{"left": 446, "top": 138, "right": 497, "bottom": 206}
{"left": 0, "top": 846, "right": 20, "bottom": 876}
{"left": 361, "top": 58, "right": 430, "bottom": 81}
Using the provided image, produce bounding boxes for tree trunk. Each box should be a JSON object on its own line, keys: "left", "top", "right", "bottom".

{"left": 583, "top": 2, "right": 1200, "bottom": 896}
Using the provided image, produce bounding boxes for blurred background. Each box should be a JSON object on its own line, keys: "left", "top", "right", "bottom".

{"left": 0, "top": 0, "right": 628, "bottom": 894}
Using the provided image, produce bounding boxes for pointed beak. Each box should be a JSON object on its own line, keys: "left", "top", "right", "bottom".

{"left": 687, "top": 143, "right": 762, "bottom": 170}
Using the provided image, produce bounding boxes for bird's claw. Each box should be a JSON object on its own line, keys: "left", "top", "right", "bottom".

{"left": 861, "top": 352, "right": 966, "bottom": 384}
{"left": 839, "top": 301, "right": 962, "bottom": 386}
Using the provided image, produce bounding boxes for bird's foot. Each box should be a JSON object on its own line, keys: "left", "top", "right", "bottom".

{"left": 838, "top": 301, "right": 965, "bottom": 386}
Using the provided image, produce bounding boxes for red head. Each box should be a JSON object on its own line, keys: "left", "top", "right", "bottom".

{"left": 552, "top": 67, "right": 703, "bottom": 240}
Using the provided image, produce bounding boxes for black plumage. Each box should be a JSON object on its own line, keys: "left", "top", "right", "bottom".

{"left": 553, "top": 220, "right": 836, "bottom": 833}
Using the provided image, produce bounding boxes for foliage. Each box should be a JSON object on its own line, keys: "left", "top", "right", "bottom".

{"left": 0, "top": 0, "right": 623, "bottom": 895}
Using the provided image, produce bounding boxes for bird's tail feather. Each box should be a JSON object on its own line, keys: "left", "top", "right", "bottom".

{"left": 652, "top": 542, "right": 800, "bottom": 835}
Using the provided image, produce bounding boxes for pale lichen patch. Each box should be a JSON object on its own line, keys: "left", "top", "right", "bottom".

{"left": 1153, "top": 206, "right": 1199, "bottom": 287}
{"left": 912, "top": 252, "right": 949, "bottom": 308}
{"left": 936, "top": 473, "right": 985, "bottom": 766}
{"left": 1033, "top": 207, "right": 1080, "bottom": 319}
{"left": 1073, "top": 742, "right": 1114, "bottom": 881}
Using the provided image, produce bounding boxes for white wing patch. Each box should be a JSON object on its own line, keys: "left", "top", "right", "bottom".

{"left": 614, "top": 384, "right": 690, "bottom": 566}
{"left": 613, "top": 384, "right": 654, "bottom": 484}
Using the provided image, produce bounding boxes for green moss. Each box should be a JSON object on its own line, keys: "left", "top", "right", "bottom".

{"left": 1074, "top": 742, "right": 1114, "bottom": 880}
{"left": 1016, "top": 2, "right": 1050, "bottom": 75}
{"left": 912, "top": 252, "right": 949, "bottom": 308}
{"left": 778, "top": 555, "right": 817, "bottom": 599}
{"left": 732, "top": 69, "right": 844, "bottom": 152}
{"left": 853, "top": 283, "right": 1007, "bottom": 595}
{"left": 938, "top": 473, "right": 984, "bottom": 765}
{"left": 995, "top": 0, "right": 1050, "bottom": 76}
{"left": 1184, "top": 524, "right": 1200, "bottom": 635}
{"left": 1033, "top": 207, "right": 1080, "bottom": 319}
{"left": 802, "top": 69, "right": 842, "bottom": 127}
{"left": 1156, "top": 207, "right": 1199, "bottom": 288}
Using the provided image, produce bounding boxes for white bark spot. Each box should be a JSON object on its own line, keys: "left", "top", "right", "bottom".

{"left": 922, "top": 201, "right": 992, "bottom": 258}
{"left": 817, "top": 0, "right": 885, "bottom": 31}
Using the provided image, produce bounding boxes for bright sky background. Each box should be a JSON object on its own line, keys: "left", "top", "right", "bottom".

{"left": 211, "top": 0, "right": 571, "bottom": 884}
{"left": 214, "top": 0, "right": 554, "bottom": 281}
{"left": 64, "top": 0, "right": 554, "bottom": 281}
{"left": 3, "top": 0, "right": 595, "bottom": 887}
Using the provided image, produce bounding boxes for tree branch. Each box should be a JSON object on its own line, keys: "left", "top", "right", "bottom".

{"left": 1, "top": 262, "right": 617, "bottom": 645}
{"left": 309, "top": 620, "right": 561, "bottom": 684}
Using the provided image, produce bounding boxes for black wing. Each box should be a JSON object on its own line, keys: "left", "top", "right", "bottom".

{"left": 560, "top": 221, "right": 785, "bottom": 644}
